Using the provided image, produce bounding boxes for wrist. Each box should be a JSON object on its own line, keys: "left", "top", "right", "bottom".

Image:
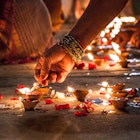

{"left": 58, "top": 34, "right": 85, "bottom": 63}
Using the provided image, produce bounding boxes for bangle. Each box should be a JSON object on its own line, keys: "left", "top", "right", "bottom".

{"left": 58, "top": 34, "right": 85, "bottom": 62}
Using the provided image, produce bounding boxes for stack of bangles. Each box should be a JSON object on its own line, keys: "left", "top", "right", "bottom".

{"left": 58, "top": 34, "right": 85, "bottom": 63}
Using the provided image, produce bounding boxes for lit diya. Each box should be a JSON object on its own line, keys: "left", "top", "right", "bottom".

{"left": 73, "top": 89, "right": 89, "bottom": 102}
{"left": 17, "top": 83, "right": 50, "bottom": 100}
{"left": 22, "top": 99, "right": 39, "bottom": 111}
{"left": 27, "top": 87, "right": 50, "bottom": 100}
{"left": 110, "top": 83, "right": 126, "bottom": 92}
{"left": 17, "top": 83, "right": 50, "bottom": 111}
{"left": 111, "top": 97, "right": 128, "bottom": 109}
{"left": 112, "top": 90, "right": 128, "bottom": 98}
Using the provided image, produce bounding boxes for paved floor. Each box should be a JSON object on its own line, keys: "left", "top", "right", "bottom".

{"left": 0, "top": 24, "right": 140, "bottom": 140}
{"left": 0, "top": 62, "right": 140, "bottom": 140}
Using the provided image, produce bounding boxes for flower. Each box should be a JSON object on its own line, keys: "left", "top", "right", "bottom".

{"left": 55, "top": 104, "right": 70, "bottom": 110}
{"left": 45, "top": 99, "right": 53, "bottom": 104}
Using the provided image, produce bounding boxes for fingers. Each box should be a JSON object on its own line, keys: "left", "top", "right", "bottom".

{"left": 49, "top": 72, "right": 57, "bottom": 83}
{"left": 34, "top": 60, "right": 42, "bottom": 81}
{"left": 130, "top": 32, "right": 140, "bottom": 48}
{"left": 34, "top": 57, "right": 50, "bottom": 85}
{"left": 56, "top": 72, "right": 67, "bottom": 83}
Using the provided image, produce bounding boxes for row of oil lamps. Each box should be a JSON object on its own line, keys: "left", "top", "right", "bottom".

{"left": 16, "top": 81, "right": 134, "bottom": 111}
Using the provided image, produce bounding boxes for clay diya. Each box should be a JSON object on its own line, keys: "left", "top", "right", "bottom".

{"left": 36, "top": 87, "right": 50, "bottom": 94}
{"left": 112, "top": 90, "right": 128, "bottom": 98}
{"left": 22, "top": 99, "right": 39, "bottom": 111}
{"left": 110, "top": 83, "right": 126, "bottom": 92}
{"left": 73, "top": 89, "right": 89, "bottom": 102}
{"left": 111, "top": 97, "right": 128, "bottom": 109}
{"left": 26, "top": 87, "right": 50, "bottom": 100}
{"left": 93, "top": 59, "right": 103, "bottom": 66}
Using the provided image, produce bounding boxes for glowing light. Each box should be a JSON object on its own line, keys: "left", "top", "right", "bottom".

{"left": 109, "top": 54, "right": 120, "bottom": 62}
{"left": 102, "top": 38, "right": 108, "bottom": 44}
{"left": 101, "top": 81, "right": 108, "bottom": 87}
{"left": 86, "top": 45, "right": 92, "bottom": 51}
{"left": 104, "top": 28, "right": 110, "bottom": 33}
{"left": 87, "top": 53, "right": 94, "bottom": 60}
{"left": 88, "top": 89, "right": 93, "bottom": 95}
{"left": 19, "top": 97, "right": 23, "bottom": 101}
{"left": 107, "top": 88, "right": 112, "bottom": 94}
{"left": 112, "top": 42, "right": 121, "bottom": 55}
{"left": 100, "top": 87, "right": 106, "bottom": 93}
{"left": 110, "top": 32, "right": 115, "bottom": 38}
{"left": 105, "top": 93, "right": 111, "bottom": 99}
{"left": 100, "top": 31, "right": 105, "bottom": 37}
{"left": 18, "top": 87, "right": 31, "bottom": 94}
{"left": 106, "top": 22, "right": 114, "bottom": 28}
{"left": 111, "top": 28, "right": 120, "bottom": 35}
{"left": 67, "top": 86, "right": 74, "bottom": 93}
{"left": 120, "top": 16, "right": 136, "bottom": 23}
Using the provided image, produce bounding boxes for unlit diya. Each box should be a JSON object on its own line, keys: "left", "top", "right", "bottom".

{"left": 73, "top": 89, "right": 89, "bottom": 102}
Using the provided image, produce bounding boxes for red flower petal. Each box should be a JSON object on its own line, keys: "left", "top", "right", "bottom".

{"left": 74, "top": 111, "right": 88, "bottom": 116}
{"left": 75, "top": 62, "right": 85, "bottom": 69}
{"left": 10, "top": 97, "right": 19, "bottom": 100}
{"left": 45, "top": 99, "right": 53, "bottom": 104}
{"left": 0, "top": 94, "right": 3, "bottom": 99}
{"left": 88, "top": 63, "right": 96, "bottom": 70}
{"left": 17, "top": 84, "right": 25, "bottom": 89}
{"left": 55, "top": 104, "right": 70, "bottom": 110}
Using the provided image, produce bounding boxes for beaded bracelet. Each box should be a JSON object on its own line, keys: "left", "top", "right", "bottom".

{"left": 58, "top": 34, "right": 85, "bottom": 62}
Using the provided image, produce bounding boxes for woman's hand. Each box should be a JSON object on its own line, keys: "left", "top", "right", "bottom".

{"left": 130, "top": 30, "right": 140, "bottom": 49}
{"left": 112, "top": 30, "right": 134, "bottom": 50}
{"left": 34, "top": 44, "right": 75, "bottom": 86}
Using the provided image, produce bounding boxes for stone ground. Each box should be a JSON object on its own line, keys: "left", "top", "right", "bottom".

{"left": 0, "top": 23, "right": 140, "bottom": 140}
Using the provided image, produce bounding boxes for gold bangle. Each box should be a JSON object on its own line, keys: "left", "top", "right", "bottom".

{"left": 58, "top": 34, "right": 84, "bottom": 62}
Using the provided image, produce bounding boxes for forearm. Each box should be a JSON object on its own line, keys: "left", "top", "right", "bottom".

{"left": 69, "top": 0, "right": 128, "bottom": 49}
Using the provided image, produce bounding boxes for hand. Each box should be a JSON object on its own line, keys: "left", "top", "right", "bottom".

{"left": 129, "top": 30, "right": 140, "bottom": 49}
{"left": 112, "top": 30, "right": 134, "bottom": 49}
{"left": 34, "top": 44, "right": 75, "bottom": 86}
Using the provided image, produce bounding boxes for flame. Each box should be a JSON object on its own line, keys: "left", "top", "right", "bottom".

{"left": 100, "top": 31, "right": 105, "bottom": 37}
{"left": 19, "top": 97, "right": 23, "bottom": 101}
{"left": 87, "top": 53, "right": 94, "bottom": 60}
{"left": 18, "top": 87, "right": 31, "bottom": 94}
{"left": 107, "top": 88, "right": 112, "bottom": 94}
{"left": 105, "top": 93, "right": 111, "bottom": 99}
{"left": 86, "top": 45, "right": 92, "bottom": 51}
{"left": 109, "top": 54, "right": 120, "bottom": 62}
{"left": 67, "top": 86, "right": 74, "bottom": 93}
{"left": 101, "top": 81, "right": 108, "bottom": 87}
{"left": 100, "top": 87, "right": 106, "bottom": 93}
{"left": 120, "top": 16, "right": 136, "bottom": 23}
{"left": 102, "top": 38, "right": 108, "bottom": 44}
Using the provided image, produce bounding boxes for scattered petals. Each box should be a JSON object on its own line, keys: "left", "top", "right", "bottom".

{"left": 109, "top": 62, "right": 116, "bottom": 67}
{"left": 45, "top": 99, "right": 53, "bottom": 104}
{"left": 128, "top": 89, "right": 135, "bottom": 95}
{"left": 75, "top": 62, "right": 85, "bottom": 69}
{"left": 104, "top": 56, "right": 109, "bottom": 61}
{"left": 17, "top": 84, "right": 25, "bottom": 89}
{"left": 88, "top": 63, "right": 96, "bottom": 70}
{"left": 74, "top": 102, "right": 94, "bottom": 115}
{"left": 0, "top": 94, "right": 3, "bottom": 99}
{"left": 74, "top": 110, "right": 88, "bottom": 116}
{"left": 55, "top": 104, "right": 70, "bottom": 110}
{"left": 10, "top": 97, "right": 19, "bottom": 100}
